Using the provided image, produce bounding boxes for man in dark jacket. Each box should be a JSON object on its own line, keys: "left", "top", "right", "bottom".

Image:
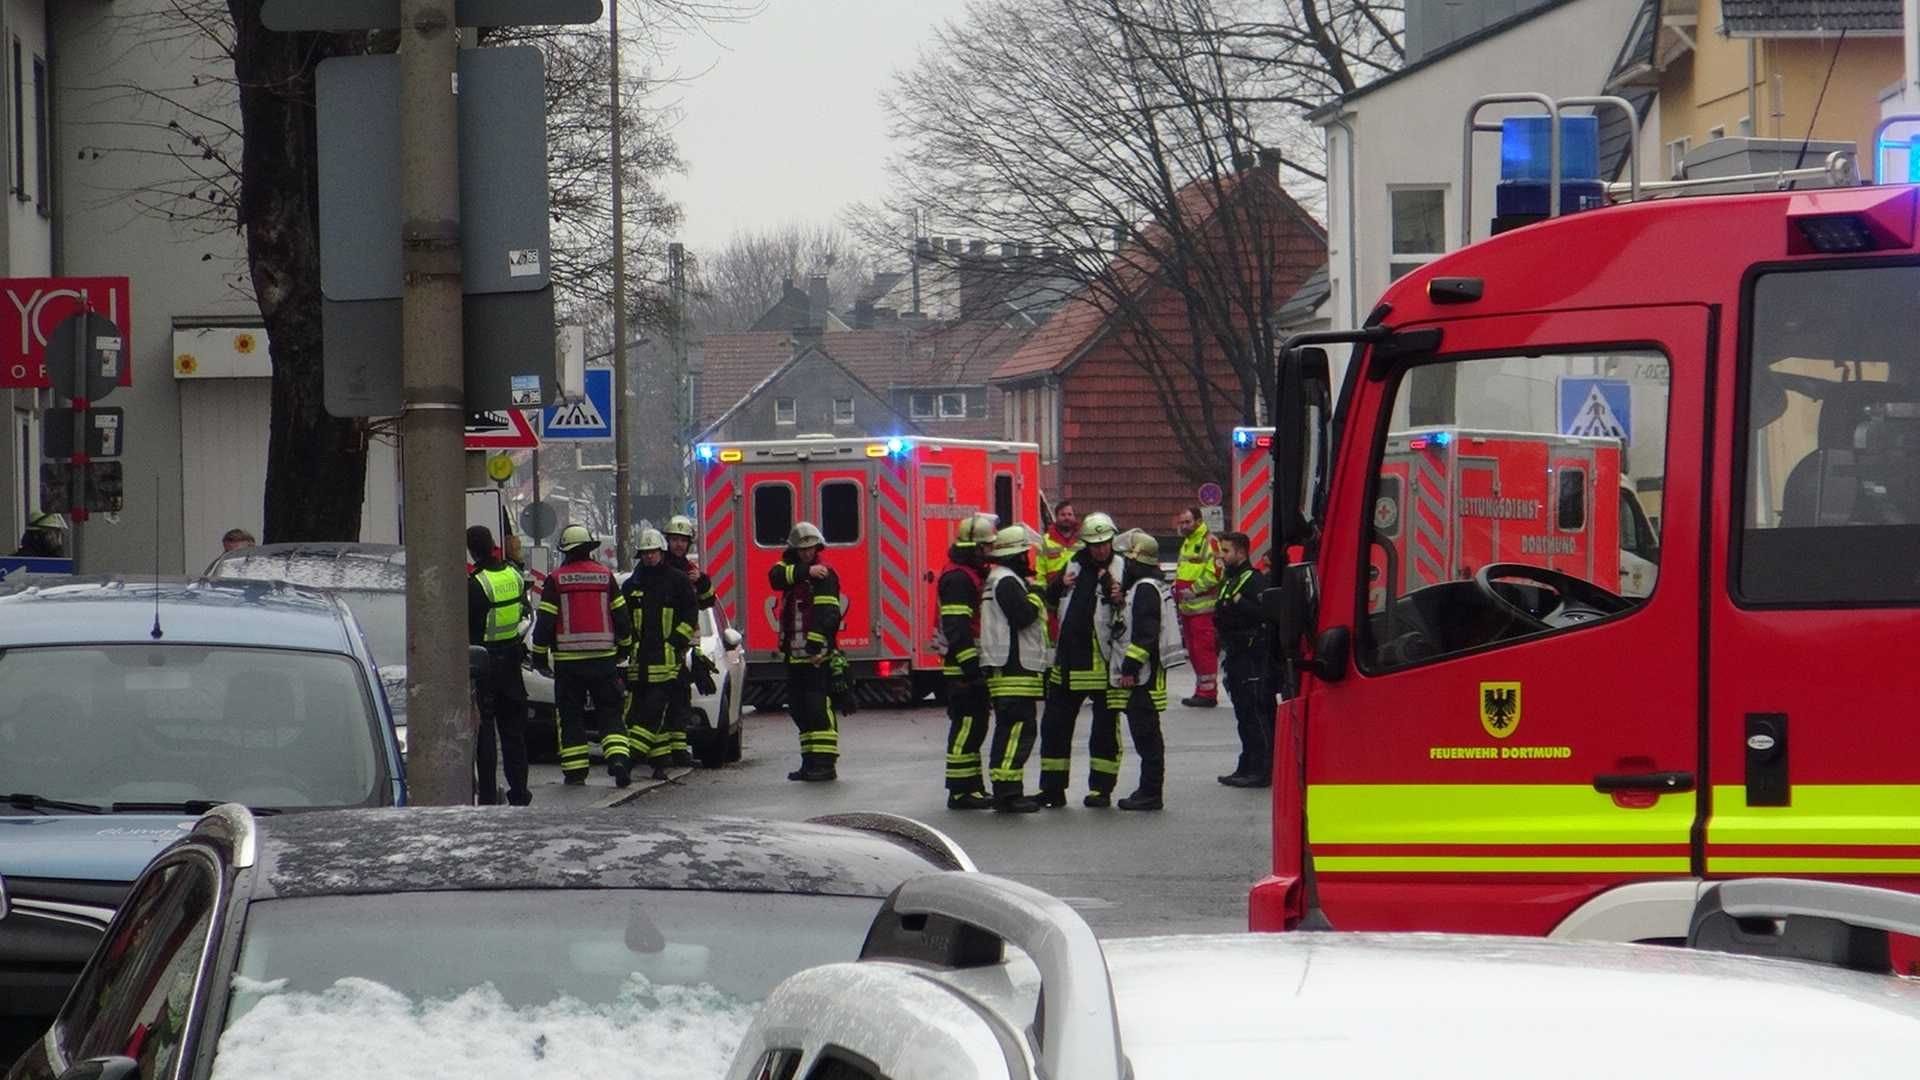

{"left": 936, "top": 513, "right": 1000, "bottom": 810}
{"left": 1108, "top": 534, "right": 1171, "bottom": 811}
{"left": 768, "top": 521, "right": 843, "bottom": 781}
{"left": 1037, "top": 511, "right": 1123, "bottom": 808}
{"left": 1214, "top": 531, "right": 1274, "bottom": 788}
{"left": 622, "top": 528, "right": 699, "bottom": 782}
{"left": 467, "top": 525, "right": 532, "bottom": 805}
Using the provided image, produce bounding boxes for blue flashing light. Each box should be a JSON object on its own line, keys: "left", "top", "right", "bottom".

{"left": 1233, "top": 429, "right": 1253, "bottom": 448}
{"left": 695, "top": 444, "right": 716, "bottom": 462}
{"left": 1908, "top": 134, "right": 1920, "bottom": 183}
{"left": 1431, "top": 430, "right": 1453, "bottom": 447}
{"left": 886, "top": 437, "right": 906, "bottom": 455}
{"left": 1499, "top": 115, "right": 1599, "bottom": 183}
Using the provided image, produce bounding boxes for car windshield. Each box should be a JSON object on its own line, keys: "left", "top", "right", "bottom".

{"left": 214, "top": 890, "right": 883, "bottom": 1079}
{"left": 0, "top": 644, "right": 381, "bottom": 809}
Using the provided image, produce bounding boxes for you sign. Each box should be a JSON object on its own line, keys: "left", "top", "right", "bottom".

{"left": 0, "top": 277, "right": 133, "bottom": 390}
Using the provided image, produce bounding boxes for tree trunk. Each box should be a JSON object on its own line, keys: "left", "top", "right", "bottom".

{"left": 228, "top": 2, "right": 368, "bottom": 542}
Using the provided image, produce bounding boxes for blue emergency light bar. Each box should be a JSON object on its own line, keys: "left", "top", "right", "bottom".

{"left": 886, "top": 437, "right": 906, "bottom": 454}
{"left": 1497, "top": 115, "right": 1606, "bottom": 219}
{"left": 1233, "top": 429, "right": 1253, "bottom": 448}
{"left": 695, "top": 444, "right": 716, "bottom": 462}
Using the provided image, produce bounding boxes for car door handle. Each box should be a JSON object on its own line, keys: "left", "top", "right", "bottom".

{"left": 1592, "top": 770, "right": 1694, "bottom": 794}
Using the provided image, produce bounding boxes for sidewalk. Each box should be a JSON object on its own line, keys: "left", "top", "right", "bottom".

{"left": 506, "top": 762, "right": 695, "bottom": 809}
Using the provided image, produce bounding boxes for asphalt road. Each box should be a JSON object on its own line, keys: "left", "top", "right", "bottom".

{"left": 634, "top": 668, "right": 1273, "bottom": 938}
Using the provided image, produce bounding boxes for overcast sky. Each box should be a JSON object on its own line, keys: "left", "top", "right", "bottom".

{"left": 656, "top": 0, "right": 971, "bottom": 257}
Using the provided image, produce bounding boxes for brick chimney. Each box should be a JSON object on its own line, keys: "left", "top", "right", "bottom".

{"left": 807, "top": 274, "right": 830, "bottom": 327}
{"left": 1257, "top": 148, "right": 1284, "bottom": 175}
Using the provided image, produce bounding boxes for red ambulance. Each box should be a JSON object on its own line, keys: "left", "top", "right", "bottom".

{"left": 1249, "top": 97, "right": 1920, "bottom": 952}
{"left": 693, "top": 434, "right": 1042, "bottom": 705}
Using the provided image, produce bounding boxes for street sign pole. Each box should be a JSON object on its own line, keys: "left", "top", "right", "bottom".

{"left": 609, "top": 0, "right": 632, "bottom": 569}
{"left": 400, "top": 0, "right": 470, "bottom": 806}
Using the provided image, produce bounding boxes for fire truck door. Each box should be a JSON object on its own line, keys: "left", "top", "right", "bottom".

{"left": 807, "top": 463, "right": 877, "bottom": 659}
{"left": 1708, "top": 264, "right": 1920, "bottom": 886}
{"left": 1302, "top": 306, "right": 1709, "bottom": 934}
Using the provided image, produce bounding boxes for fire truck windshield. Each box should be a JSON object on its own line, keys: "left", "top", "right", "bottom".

{"left": 1740, "top": 264, "right": 1920, "bottom": 605}
{"left": 1359, "top": 350, "right": 1668, "bottom": 672}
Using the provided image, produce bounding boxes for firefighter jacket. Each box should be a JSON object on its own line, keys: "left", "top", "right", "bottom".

{"left": 531, "top": 556, "right": 631, "bottom": 662}
{"left": 1048, "top": 546, "right": 1121, "bottom": 691}
{"left": 1105, "top": 562, "right": 1167, "bottom": 686}
{"left": 937, "top": 552, "right": 987, "bottom": 680}
{"left": 622, "top": 562, "right": 699, "bottom": 685}
{"left": 980, "top": 563, "right": 1049, "bottom": 698}
{"left": 769, "top": 557, "right": 842, "bottom": 661}
{"left": 467, "top": 560, "right": 530, "bottom": 647}
{"left": 665, "top": 550, "right": 716, "bottom": 610}
{"left": 1174, "top": 522, "right": 1223, "bottom": 615}
{"left": 1035, "top": 526, "right": 1081, "bottom": 587}
{"left": 1214, "top": 563, "right": 1271, "bottom": 661}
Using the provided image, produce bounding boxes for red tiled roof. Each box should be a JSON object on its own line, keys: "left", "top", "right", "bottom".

{"left": 993, "top": 168, "right": 1324, "bottom": 384}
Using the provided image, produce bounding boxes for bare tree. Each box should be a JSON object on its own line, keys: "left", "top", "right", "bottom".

{"left": 685, "top": 220, "right": 875, "bottom": 334}
{"left": 856, "top": 0, "right": 1396, "bottom": 485}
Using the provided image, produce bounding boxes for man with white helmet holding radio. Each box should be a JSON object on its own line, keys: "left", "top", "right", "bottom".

{"left": 1036, "top": 510, "right": 1125, "bottom": 808}
{"left": 621, "top": 527, "right": 699, "bottom": 783}
{"left": 659, "top": 514, "right": 720, "bottom": 753}
{"left": 769, "top": 521, "right": 844, "bottom": 782}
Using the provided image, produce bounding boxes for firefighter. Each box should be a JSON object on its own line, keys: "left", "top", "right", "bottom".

{"left": 530, "top": 524, "right": 632, "bottom": 785}
{"left": 937, "top": 512, "right": 1000, "bottom": 810}
{"left": 1214, "top": 530, "right": 1274, "bottom": 788}
{"left": 660, "top": 514, "right": 721, "bottom": 746}
{"left": 662, "top": 514, "right": 716, "bottom": 608}
{"left": 1107, "top": 533, "right": 1172, "bottom": 811}
{"left": 12, "top": 511, "right": 67, "bottom": 557}
{"left": 980, "top": 524, "right": 1048, "bottom": 813}
{"left": 621, "top": 527, "right": 699, "bottom": 782}
{"left": 1035, "top": 499, "right": 1081, "bottom": 590}
{"left": 769, "top": 521, "right": 843, "bottom": 781}
{"left": 1172, "top": 505, "right": 1223, "bottom": 707}
{"left": 1037, "top": 510, "right": 1123, "bottom": 808}
{"left": 466, "top": 525, "right": 533, "bottom": 806}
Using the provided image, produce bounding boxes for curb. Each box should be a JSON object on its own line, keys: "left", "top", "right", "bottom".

{"left": 591, "top": 766, "right": 696, "bottom": 808}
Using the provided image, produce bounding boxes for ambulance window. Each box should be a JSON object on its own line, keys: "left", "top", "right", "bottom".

{"left": 754, "top": 484, "right": 794, "bottom": 547}
{"left": 1556, "top": 468, "right": 1586, "bottom": 530}
{"left": 1359, "top": 350, "right": 1669, "bottom": 672}
{"left": 994, "top": 474, "right": 1015, "bottom": 526}
{"left": 819, "top": 480, "right": 862, "bottom": 544}
{"left": 1740, "top": 265, "right": 1920, "bottom": 605}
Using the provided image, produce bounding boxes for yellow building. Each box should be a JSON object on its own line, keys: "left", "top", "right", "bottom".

{"left": 1610, "top": 0, "right": 1902, "bottom": 180}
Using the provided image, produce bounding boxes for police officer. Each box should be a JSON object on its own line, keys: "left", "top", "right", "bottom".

{"left": 1214, "top": 531, "right": 1274, "bottom": 788}
{"left": 769, "top": 522, "right": 842, "bottom": 781}
{"left": 1172, "top": 506, "right": 1223, "bottom": 707}
{"left": 980, "top": 524, "right": 1048, "bottom": 813}
{"left": 12, "top": 511, "right": 67, "bottom": 557}
{"left": 530, "top": 524, "right": 632, "bottom": 785}
{"left": 1037, "top": 510, "right": 1124, "bottom": 808}
{"left": 1106, "top": 533, "right": 1172, "bottom": 811}
{"left": 467, "top": 525, "right": 533, "bottom": 806}
{"left": 937, "top": 513, "right": 1000, "bottom": 810}
{"left": 621, "top": 527, "right": 699, "bottom": 781}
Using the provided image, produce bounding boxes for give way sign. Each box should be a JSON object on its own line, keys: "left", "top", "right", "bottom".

{"left": 464, "top": 409, "right": 539, "bottom": 450}
{"left": 0, "top": 277, "right": 134, "bottom": 390}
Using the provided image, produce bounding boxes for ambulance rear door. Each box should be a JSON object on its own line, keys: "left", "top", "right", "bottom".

{"left": 807, "top": 460, "right": 879, "bottom": 660}
{"left": 739, "top": 464, "right": 802, "bottom": 662}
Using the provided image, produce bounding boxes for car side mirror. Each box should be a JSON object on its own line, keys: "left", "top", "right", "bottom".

{"left": 467, "top": 645, "right": 491, "bottom": 680}
{"left": 58, "top": 1059, "right": 140, "bottom": 1080}
{"left": 722, "top": 628, "right": 743, "bottom": 651}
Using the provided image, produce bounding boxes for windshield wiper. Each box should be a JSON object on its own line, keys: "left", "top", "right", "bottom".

{"left": 6, "top": 792, "right": 106, "bottom": 814}
{"left": 110, "top": 801, "right": 284, "bottom": 816}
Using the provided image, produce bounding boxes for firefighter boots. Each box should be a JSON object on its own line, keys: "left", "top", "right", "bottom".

{"left": 947, "top": 791, "right": 994, "bottom": 811}
{"left": 1118, "top": 790, "right": 1163, "bottom": 811}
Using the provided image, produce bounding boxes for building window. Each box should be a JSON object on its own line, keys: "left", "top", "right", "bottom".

{"left": 910, "top": 392, "right": 935, "bottom": 420}
{"left": 832, "top": 397, "right": 854, "bottom": 425}
{"left": 819, "top": 480, "right": 861, "bottom": 544}
{"left": 1705, "top": 125, "right": 1725, "bottom": 142}
{"left": 1665, "top": 137, "right": 1690, "bottom": 180}
{"left": 10, "top": 39, "right": 21, "bottom": 199}
{"left": 773, "top": 397, "right": 796, "bottom": 426}
{"left": 1388, "top": 187, "right": 1444, "bottom": 280}
{"left": 938, "top": 391, "right": 966, "bottom": 419}
{"left": 31, "top": 55, "right": 46, "bottom": 217}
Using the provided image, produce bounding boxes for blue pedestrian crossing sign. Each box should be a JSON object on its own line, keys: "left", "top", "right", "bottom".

{"left": 541, "top": 366, "right": 615, "bottom": 442}
{"left": 1558, "top": 377, "right": 1632, "bottom": 445}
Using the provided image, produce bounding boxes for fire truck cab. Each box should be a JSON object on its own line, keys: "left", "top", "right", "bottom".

{"left": 693, "top": 434, "right": 1042, "bottom": 705}
{"left": 1252, "top": 104, "right": 1920, "bottom": 945}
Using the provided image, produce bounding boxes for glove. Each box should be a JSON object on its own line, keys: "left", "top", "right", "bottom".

{"left": 530, "top": 653, "right": 552, "bottom": 678}
{"left": 691, "top": 655, "right": 718, "bottom": 696}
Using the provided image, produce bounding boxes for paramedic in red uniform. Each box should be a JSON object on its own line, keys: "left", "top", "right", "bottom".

{"left": 1172, "top": 506, "right": 1223, "bottom": 707}
{"left": 937, "top": 513, "right": 1001, "bottom": 810}
{"left": 769, "top": 521, "right": 843, "bottom": 782}
{"left": 530, "top": 524, "right": 633, "bottom": 785}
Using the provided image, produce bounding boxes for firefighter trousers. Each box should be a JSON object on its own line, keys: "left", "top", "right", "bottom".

{"left": 1224, "top": 650, "right": 1274, "bottom": 780}
{"left": 1108, "top": 686, "right": 1165, "bottom": 797}
{"left": 474, "top": 643, "right": 530, "bottom": 806}
{"left": 1179, "top": 612, "right": 1219, "bottom": 700}
{"left": 944, "top": 676, "right": 990, "bottom": 794}
{"left": 555, "top": 658, "right": 625, "bottom": 779}
{"left": 623, "top": 679, "right": 679, "bottom": 763}
{"left": 1038, "top": 685, "right": 1122, "bottom": 796}
{"left": 987, "top": 694, "right": 1039, "bottom": 796}
{"left": 788, "top": 662, "right": 840, "bottom": 767}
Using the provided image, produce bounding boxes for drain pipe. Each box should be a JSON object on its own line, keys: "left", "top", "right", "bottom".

{"left": 1747, "top": 38, "right": 1758, "bottom": 139}
{"left": 1327, "top": 114, "right": 1361, "bottom": 329}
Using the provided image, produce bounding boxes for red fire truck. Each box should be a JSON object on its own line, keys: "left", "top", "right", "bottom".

{"left": 1249, "top": 97, "right": 1920, "bottom": 949}
{"left": 693, "top": 434, "right": 1042, "bottom": 705}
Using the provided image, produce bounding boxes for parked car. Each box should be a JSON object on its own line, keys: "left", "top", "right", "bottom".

{"left": 0, "top": 578, "right": 404, "bottom": 1064}
{"left": 1, "top": 805, "right": 972, "bottom": 1080}
{"left": 727, "top": 874, "right": 1920, "bottom": 1078}
{"left": 523, "top": 602, "right": 746, "bottom": 769}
